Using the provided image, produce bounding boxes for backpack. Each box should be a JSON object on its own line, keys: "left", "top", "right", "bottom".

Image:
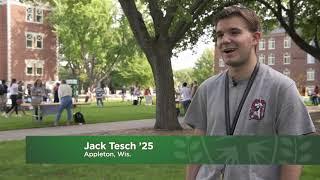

{"left": 73, "top": 112, "right": 85, "bottom": 124}
{"left": 0, "top": 84, "right": 4, "bottom": 95}
{"left": 133, "top": 99, "right": 138, "bottom": 105}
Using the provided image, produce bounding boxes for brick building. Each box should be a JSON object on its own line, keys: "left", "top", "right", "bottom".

{"left": 214, "top": 28, "right": 320, "bottom": 93}
{"left": 0, "top": 0, "right": 58, "bottom": 84}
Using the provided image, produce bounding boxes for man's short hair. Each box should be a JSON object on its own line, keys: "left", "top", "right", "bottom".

{"left": 213, "top": 5, "right": 261, "bottom": 33}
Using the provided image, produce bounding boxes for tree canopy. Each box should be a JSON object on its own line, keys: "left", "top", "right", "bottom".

{"left": 192, "top": 48, "right": 214, "bottom": 84}
{"left": 110, "top": 55, "right": 154, "bottom": 89}
{"left": 50, "top": 0, "right": 139, "bottom": 90}
{"left": 251, "top": 0, "right": 320, "bottom": 59}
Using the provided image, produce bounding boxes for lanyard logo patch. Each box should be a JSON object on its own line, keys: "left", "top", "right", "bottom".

{"left": 249, "top": 98, "right": 266, "bottom": 120}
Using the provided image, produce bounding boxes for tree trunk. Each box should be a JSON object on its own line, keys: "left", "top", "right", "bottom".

{"left": 147, "top": 48, "right": 182, "bottom": 130}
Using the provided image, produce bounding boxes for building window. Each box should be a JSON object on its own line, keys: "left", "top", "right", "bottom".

{"left": 36, "top": 35, "right": 43, "bottom": 48}
{"left": 35, "top": 63, "right": 43, "bottom": 76}
{"left": 35, "top": 8, "right": 43, "bottom": 23}
{"left": 283, "top": 68, "right": 290, "bottom": 77}
{"left": 219, "top": 58, "right": 225, "bottom": 67}
{"left": 283, "top": 53, "right": 291, "bottom": 64}
{"left": 259, "top": 54, "right": 265, "bottom": 64}
{"left": 307, "top": 68, "right": 315, "bottom": 81}
{"left": 36, "top": 67, "right": 43, "bottom": 75}
{"left": 26, "top": 34, "right": 33, "bottom": 48}
{"left": 284, "top": 36, "right": 291, "bottom": 48}
{"left": 25, "top": 60, "right": 44, "bottom": 76}
{"left": 259, "top": 39, "right": 265, "bottom": 50}
{"left": 26, "top": 33, "right": 43, "bottom": 49}
{"left": 268, "top": 38, "right": 275, "bottom": 50}
{"left": 26, "top": 7, "right": 33, "bottom": 22}
{"left": 26, "top": 66, "right": 33, "bottom": 75}
{"left": 26, "top": 7, "right": 43, "bottom": 23}
{"left": 268, "top": 53, "right": 275, "bottom": 65}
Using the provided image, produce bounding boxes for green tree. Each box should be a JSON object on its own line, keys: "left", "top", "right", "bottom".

{"left": 173, "top": 68, "right": 193, "bottom": 87}
{"left": 192, "top": 48, "right": 214, "bottom": 84}
{"left": 118, "top": 0, "right": 242, "bottom": 129}
{"left": 110, "top": 55, "right": 154, "bottom": 89}
{"left": 50, "top": 0, "right": 139, "bottom": 90}
{"left": 252, "top": 0, "right": 320, "bottom": 59}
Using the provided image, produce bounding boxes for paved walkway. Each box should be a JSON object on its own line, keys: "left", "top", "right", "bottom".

{"left": 0, "top": 118, "right": 185, "bottom": 142}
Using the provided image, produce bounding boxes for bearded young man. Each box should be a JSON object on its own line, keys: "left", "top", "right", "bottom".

{"left": 184, "top": 5, "right": 315, "bottom": 180}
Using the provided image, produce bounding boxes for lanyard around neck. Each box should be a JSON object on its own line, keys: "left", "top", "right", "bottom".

{"left": 224, "top": 63, "right": 260, "bottom": 135}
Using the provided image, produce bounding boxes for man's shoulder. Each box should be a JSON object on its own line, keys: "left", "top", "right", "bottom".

{"left": 260, "top": 64, "right": 295, "bottom": 87}
{"left": 200, "top": 72, "right": 225, "bottom": 88}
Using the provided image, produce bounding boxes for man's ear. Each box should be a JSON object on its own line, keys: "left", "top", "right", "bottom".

{"left": 252, "top": 31, "right": 262, "bottom": 45}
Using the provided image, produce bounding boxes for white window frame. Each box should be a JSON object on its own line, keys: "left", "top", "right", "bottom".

{"left": 268, "top": 54, "right": 275, "bottom": 65}
{"left": 25, "top": 60, "right": 44, "bottom": 76}
{"left": 35, "top": 34, "right": 43, "bottom": 49}
{"left": 283, "top": 53, "right": 291, "bottom": 64}
{"left": 26, "top": 33, "right": 33, "bottom": 48}
{"left": 219, "top": 58, "right": 225, "bottom": 67}
{"left": 35, "top": 63, "right": 44, "bottom": 76}
{"left": 259, "top": 54, "right": 265, "bottom": 64}
{"left": 307, "top": 68, "right": 315, "bottom": 81}
{"left": 25, "top": 32, "right": 44, "bottom": 49}
{"left": 26, "top": 7, "right": 33, "bottom": 22}
{"left": 35, "top": 8, "right": 43, "bottom": 23}
{"left": 284, "top": 36, "right": 291, "bottom": 48}
{"left": 25, "top": 6, "right": 43, "bottom": 24}
{"left": 268, "top": 38, "right": 275, "bottom": 50}
{"left": 283, "top": 68, "right": 290, "bottom": 77}
{"left": 26, "top": 65, "right": 34, "bottom": 75}
{"left": 259, "top": 39, "right": 265, "bottom": 50}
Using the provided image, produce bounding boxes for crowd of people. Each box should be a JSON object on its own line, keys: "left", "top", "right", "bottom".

{"left": 83, "top": 84, "right": 154, "bottom": 106}
{"left": 0, "top": 78, "right": 73, "bottom": 126}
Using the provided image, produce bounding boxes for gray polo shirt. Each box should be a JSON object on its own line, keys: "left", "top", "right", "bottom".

{"left": 184, "top": 63, "right": 315, "bottom": 180}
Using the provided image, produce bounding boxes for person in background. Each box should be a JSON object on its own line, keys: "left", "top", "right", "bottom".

{"left": 55, "top": 80, "right": 73, "bottom": 126}
{"left": 95, "top": 83, "right": 105, "bottom": 107}
{"left": 85, "top": 88, "right": 91, "bottom": 103}
{"left": 3, "top": 79, "right": 19, "bottom": 118}
{"left": 53, "top": 82, "right": 60, "bottom": 103}
{"left": 25, "top": 84, "right": 32, "bottom": 103}
{"left": 16, "top": 81, "right": 26, "bottom": 115}
{"left": 312, "top": 85, "right": 319, "bottom": 106}
{"left": 144, "top": 87, "right": 152, "bottom": 105}
{"left": 180, "top": 82, "right": 192, "bottom": 114}
{"left": 134, "top": 86, "right": 143, "bottom": 105}
{"left": 31, "top": 79, "right": 45, "bottom": 121}
{"left": 0, "top": 80, "right": 8, "bottom": 115}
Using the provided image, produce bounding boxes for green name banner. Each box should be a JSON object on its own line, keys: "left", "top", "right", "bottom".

{"left": 26, "top": 136, "right": 320, "bottom": 164}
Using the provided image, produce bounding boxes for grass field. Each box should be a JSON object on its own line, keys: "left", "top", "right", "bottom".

{"left": 0, "top": 140, "right": 320, "bottom": 179}
{"left": 0, "top": 101, "right": 156, "bottom": 131}
{"left": 0, "top": 140, "right": 184, "bottom": 180}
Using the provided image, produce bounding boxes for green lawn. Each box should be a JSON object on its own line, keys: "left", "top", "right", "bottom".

{"left": 1, "top": 140, "right": 320, "bottom": 179}
{"left": 0, "top": 140, "right": 184, "bottom": 180}
{"left": 0, "top": 101, "right": 156, "bottom": 131}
